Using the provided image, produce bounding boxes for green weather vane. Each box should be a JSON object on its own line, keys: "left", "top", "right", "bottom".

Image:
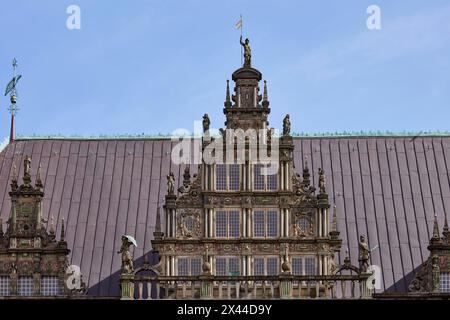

{"left": 4, "top": 58, "right": 21, "bottom": 116}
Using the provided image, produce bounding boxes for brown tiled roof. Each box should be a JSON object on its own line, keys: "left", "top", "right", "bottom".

{"left": 0, "top": 136, "right": 449, "bottom": 296}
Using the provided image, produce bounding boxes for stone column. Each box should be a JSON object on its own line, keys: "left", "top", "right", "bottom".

{"left": 120, "top": 274, "right": 135, "bottom": 300}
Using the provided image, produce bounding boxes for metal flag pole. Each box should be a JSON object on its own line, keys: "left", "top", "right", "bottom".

{"left": 240, "top": 15, "right": 243, "bottom": 67}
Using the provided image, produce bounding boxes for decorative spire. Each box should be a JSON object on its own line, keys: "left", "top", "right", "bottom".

{"left": 329, "top": 204, "right": 340, "bottom": 240}
{"left": 49, "top": 215, "right": 55, "bottom": 235}
{"left": 262, "top": 80, "right": 269, "bottom": 108}
{"left": 7, "top": 58, "right": 21, "bottom": 144}
{"left": 443, "top": 216, "right": 449, "bottom": 241}
{"left": 153, "top": 207, "right": 163, "bottom": 239}
{"left": 332, "top": 204, "right": 338, "bottom": 231}
{"left": 60, "top": 218, "right": 65, "bottom": 241}
{"left": 10, "top": 162, "right": 18, "bottom": 191}
{"left": 431, "top": 215, "right": 441, "bottom": 243}
{"left": 302, "top": 156, "right": 310, "bottom": 186}
{"left": 224, "top": 80, "right": 231, "bottom": 108}
{"left": 35, "top": 164, "right": 43, "bottom": 190}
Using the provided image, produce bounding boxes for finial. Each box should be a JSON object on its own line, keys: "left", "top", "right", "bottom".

{"left": 35, "top": 164, "right": 43, "bottom": 190}
{"left": 432, "top": 215, "right": 440, "bottom": 242}
{"left": 302, "top": 156, "right": 310, "bottom": 186}
{"left": 60, "top": 218, "right": 65, "bottom": 241}
{"left": 443, "top": 216, "right": 449, "bottom": 241}
{"left": 0, "top": 218, "right": 3, "bottom": 237}
{"left": 225, "top": 80, "right": 231, "bottom": 107}
{"left": 262, "top": 80, "right": 269, "bottom": 108}
{"left": 263, "top": 80, "right": 268, "bottom": 101}
{"left": 49, "top": 215, "right": 55, "bottom": 235}
{"left": 332, "top": 204, "right": 338, "bottom": 231}
{"left": 153, "top": 207, "right": 164, "bottom": 239}
{"left": 143, "top": 253, "right": 150, "bottom": 267}
{"left": 6, "top": 58, "right": 21, "bottom": 144}
{"left": 10, "top": 162, "right": 18, "bottom": 191}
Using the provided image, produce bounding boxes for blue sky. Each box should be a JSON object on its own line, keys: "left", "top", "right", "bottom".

{"left": 0, "top": 0, "right": 449, "bottom": 139}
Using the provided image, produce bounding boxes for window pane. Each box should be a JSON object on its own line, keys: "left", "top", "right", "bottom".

{"left": 440, "top": 272, "right": 450, "bottom": 293}
{"left": 267, "top": 168, "right": 278, "bottom": 190}
{"left": 18, "top": 277, "right": 33, "bottom": 296}
{"left": 191, "top": 258, "right": 202, "bottom": 276}
{"left": 267, "top": 211, "right": 278, "bottom": 237}
{"left": 41, "top": 276, "right": 59, "bottom": 296}
{"left": 216, "top": 164, "right": 227, "bottom": 190}
{"left": 0, "top": 276, "right": 10, "bottom": 296}
{"left": 215, "top": 211, "right": 227, "bottom": 237}
{"left": 229, "top": 164, "right": 240, "bottom": 190}
{"left": 253, "top": 211, "right": 265, "bottom": 237}
{"left": 178, "top": 258, "right": 189, "bottom": 276}
{"left": 254, "top": 258, "right": 264, "bottom": 276}
{"left": 292, "top": 258, "right": 302, "bottom": 276}
{"left": 216, "top": 258, "right": 227, "bottom": 276}
{"left": 267, "top": 258, "right": 278, "bottom": 276}
{"left": 305, "top": 258, "right": 316, "bottom": 275}
{"left": 253, "top": 164, "right": 265, "bottom": 190}
{"left": 228, "top": 211, "right": 240, "bottom": 237}
{"left": 298, "top": 218, "right": 310, "bottom": 232}
{"left": 228, "top": 258, "right": 240, "bottom": 276}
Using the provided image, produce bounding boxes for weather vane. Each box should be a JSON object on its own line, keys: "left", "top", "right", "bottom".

{"left": 4, "top": 57, "right": 22, "bottom": 116}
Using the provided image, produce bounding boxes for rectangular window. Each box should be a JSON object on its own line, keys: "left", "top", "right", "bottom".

{"left": 266, "top": 257, "right": 278, "bottom": 276}
{"left": 178, "top": 258, "right": 202, "bottom": 276}
{"left": 440, "top": 272, "right": 450, "bottom": 293}
{"left": 191, "top": 258, "right": 202, "bottom": 276}
{"left": 18, "top": 277, "right": 34, "bottom": 296}
{"left": 229, "top": 164, "right": 240, "bottom": 190}
{"left": 216, "top": 258, "right": 227, "bottom": 276}
{"left": 253, "top": 210, "right": 278, "bottom": 238}
{"left": 215, "top": 211, "right": 227, "bottom": 237}
{"left": 292, "top": 258, "right": 302, "bottom": 276}
{"left": 305, "top": 257, "right": 316, "bottom": 275}
{"left": 253, "top": 257, "right": 279, "bottom": 276}
{"left": 253, "top": 164, "right": 265, "bottom": 190}
{"left": 215, "top": 257, "right": 240, "bottom": 276}
{"left": 253, "top": 211, "right": 265, "bottom": 237}
{"left": 215, "top": 210, "right": 240, "bottom": 238}
{"left": 253, "top": 258, "right": 265, "bottom": 276}
{"left": 41, "top": 277, "right": 59, "bottom": 296}
{"left": 216, "top": 164, "right": 240, "bottom": 191}
{"left": 0, "top": 276, "right": 10, "bottom": 296}
{"left": 253, "top": 164, "right": 278, "bottom": 191}
{"left": 178, "top": 258, "right": 189, "bottom": 276}
{"left": 228, "top": 210, "right": 240, "bottom": 237}
{"left": 267, "top": 211, "right": 278, "bottom": 237}
{"left": 216, "top": 164, "right": 227, "bottom": 191}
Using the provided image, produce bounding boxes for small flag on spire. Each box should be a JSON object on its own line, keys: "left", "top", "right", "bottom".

{"left": 235, "top": 16, "right": 242, "bottom": 30}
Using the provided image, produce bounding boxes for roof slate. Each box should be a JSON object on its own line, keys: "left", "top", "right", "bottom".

{"left": 0, "top": 136, "right": 449, "bottom": 296}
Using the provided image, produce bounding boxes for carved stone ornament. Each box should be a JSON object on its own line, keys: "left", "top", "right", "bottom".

{"left": 177, "top": 209, "right": 201, "bottom": 238}
{"left": 291, "top": 210, "right": 314, "bottom": 238}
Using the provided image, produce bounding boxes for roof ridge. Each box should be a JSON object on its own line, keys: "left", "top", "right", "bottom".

{"left": 14, "top": 130, "right": 450, "bottom": 141}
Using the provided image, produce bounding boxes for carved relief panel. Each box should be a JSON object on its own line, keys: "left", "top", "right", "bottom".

{"left": 177, "top": 208, "right": 202, "bottom": 238}
{"left": 291, "top": 208, "right": 315, "bottom": 238}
